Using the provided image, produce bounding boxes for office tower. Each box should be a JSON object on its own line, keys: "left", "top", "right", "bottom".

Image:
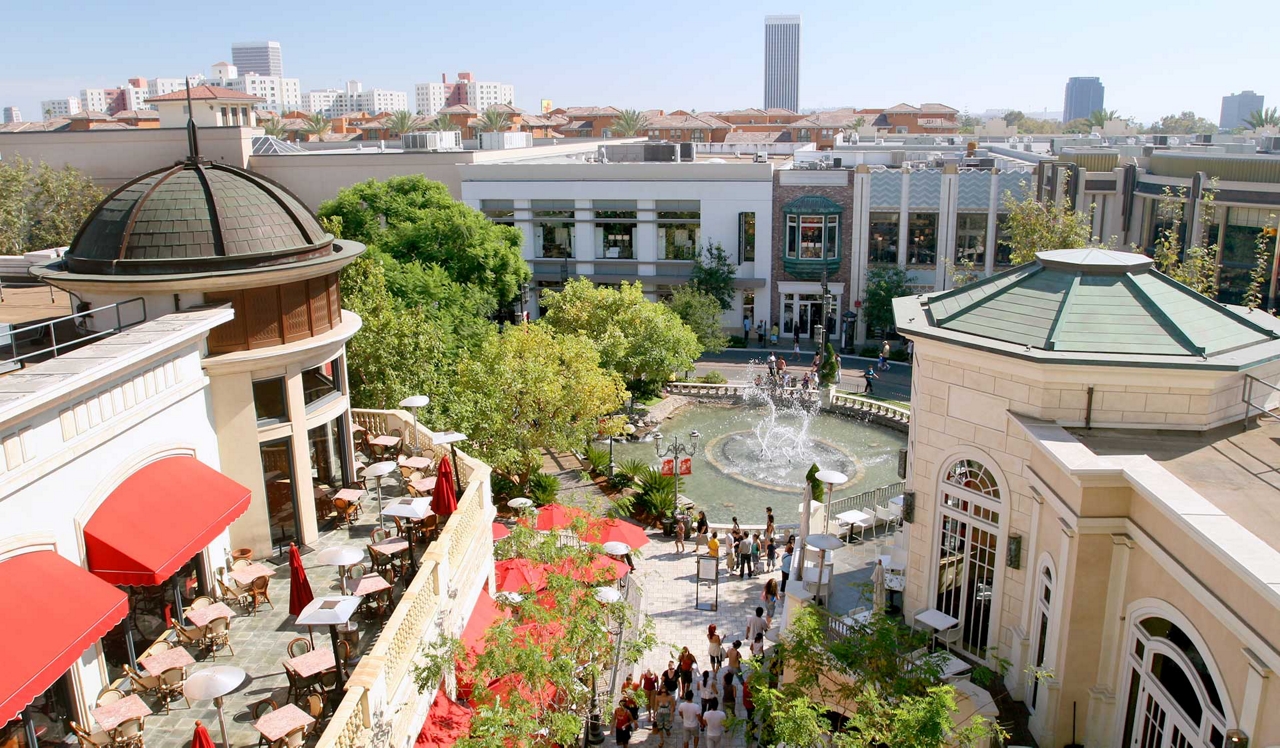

{"left": 1063, "top": 77, "right": 1104, "bottom": 123}
{"left": 231, "top": 41, "right": 284, "bottom": 77}
{"left": 1221, "top": 90, "right": 1264, "bottom": 130}
{"left": 2, "top": 107, "right": 20, "bottom": 124}
{"left": 764, "top": 15, "right": 801, "bottom": 112}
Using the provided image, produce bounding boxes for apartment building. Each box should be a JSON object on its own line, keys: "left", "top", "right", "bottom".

{"left": 644, "top": 112, "right": 734, "bottom": 143}
{"left": 415, "top": 73, "right": 515, "bottom": 118}
{"left": 303, "top": 81, "right": 407, "bottom": 117}
{"left": 40, "top": 98, "right": 80, "bottom": 119}
{"left": 231, "top": 40, "right": 283, "bottom": 77}
{"left": 460, "top": 144, "right": 773, "bottom": 329}
{"left": 209, "top": 66, "right": 301, "bottom": 114}
{"left": 2, "top": 107, "right": 19, "bottom": 124}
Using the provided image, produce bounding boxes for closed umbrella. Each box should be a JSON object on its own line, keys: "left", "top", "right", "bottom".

{"left": 872, "top": 559, "right": 886, "bottom": 614}
{"left": 432, "top": 455, "right": 458, "bottom": 517}
{"left": 189, "top": 721, "right": 216, "bottom": 748}
{"left": 287, "top": 543, "right": 314, "bottom": 617}
{"left": 491, "top": 522, "right": 510, "bottom": 541}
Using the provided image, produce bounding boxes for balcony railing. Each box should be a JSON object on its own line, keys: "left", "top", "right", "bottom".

{"left": 315, "top": 408, "right": 494, "bottom": 748}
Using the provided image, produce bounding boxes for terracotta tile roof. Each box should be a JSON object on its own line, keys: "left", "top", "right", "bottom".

{"left": 787, "top": 110, "right": 870, "bottom": 128}
{"left": 88, "top": 122, "right": 131, "bottom": 130}
{"left": 145, "top": 85, "right": 265, "bottom": 103}
{"left": 113, "top": 110, "right": 159, "bottom": 119}
{"left": 439, "top": 104, "right": 477, "bottom": 114}
{"left": 0, "top": 119, "right": 69, "bottom": 133}
{"left": 764, "top": 107, "right": 798, "bottom": 115}
{"left": 520, "top": 114, "right": 561, "bottom": 127}
{"left": 67, "top": 110, "right": 114, "bottom": 120}
{"left": 884, "top": 102, "right": 922, "bottom": 113}
{"left": 556, "top": 106, "right": 620, "bottom": 117}
{"left": 724, "top": 130, "right": 791, "bottom": 143}
{"left": 920, "top": 102, "right": 958, "bottom": 114}
{"left": 562, "top": 120, "right": 594, "bottom": 131}
{"left": 715, "top": 108, "right": 770, "bottom": 117}
{"left": 646, "top": 113, "right": 730, "bottom": 129}
{"left": 486, "top": 103, "right": 524, "bottom": 114}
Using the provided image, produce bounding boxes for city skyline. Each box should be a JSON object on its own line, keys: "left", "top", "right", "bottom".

{"left": 0, "top": 0, "right": 1275, "bottom": 125}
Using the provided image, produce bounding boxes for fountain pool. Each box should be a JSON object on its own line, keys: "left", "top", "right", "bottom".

{"left": 611, "top": 403, "right": 906, "bottom": 524}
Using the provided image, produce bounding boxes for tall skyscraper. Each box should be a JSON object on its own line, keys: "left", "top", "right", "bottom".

{"left": 231, "top": 41, "right": 283, "bottom": 77}
{"left": 764, "top": 15, "right": 801, "bottom": 112}
{"left": 1221, "top": 90, "right": 1264, "bottom": 130}
{"left": 1062, "top": 77, "right": 1105, "bottom": 123}
{"left": 2, "top": 107, "right": 20, "bottom": 124}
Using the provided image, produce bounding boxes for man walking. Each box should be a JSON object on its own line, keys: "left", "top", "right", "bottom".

{"left": 780, "top": 543, "right": 793, "bottom": 594}
{"left": 677, "top": 690, "right": 702, "bottom": 748}
{"left": 702, "top": 698, "right": 726, "bottom": 748}
{"left": 743, "top": 315, "right": 752, "bottom": 343}
{"left": 737, "top": 533, "right": 753, "bottom": 579}
{"left": 746, "top": 606, "right": 769, "bottom": 643}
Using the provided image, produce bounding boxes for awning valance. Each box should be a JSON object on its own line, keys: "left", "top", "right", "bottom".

{"left": 0, "top": 551, "right": 129, "bottom": 724}
{"left": 84, "top": 456, "right": 252, "bottom": 586}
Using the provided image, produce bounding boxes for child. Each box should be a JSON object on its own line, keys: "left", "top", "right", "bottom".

{"left": 770, "top": 323, "right": 779, "bottom": 346}
{"left": 792, "top": 336, "right": 801, "bottom": 361}
{"left": 751, "top": 632, "right": 765, "bottom": 658}
{"left": 674, "top": 515, "right": 686, "bottom": 554}
{"left": 864, "top": 366, "right": 879, "bottom": 395}
{"left": 766, "top": 536, "right": 777, "bottom": 572}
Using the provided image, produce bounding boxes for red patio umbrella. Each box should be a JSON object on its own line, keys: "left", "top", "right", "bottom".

{"left": 287, "top": 543, "right": 314, "bottom": 617}
{"left": 416, "top": 687, "right": 473, "bottom": 748}
{"left": 495, "top": 558, "right": 548, "bottom": 593}
{"left": 548, "top": 555, "right": 629, "bottom": 584}
{"left": 432, "top": 456, "right": 458, "bottom": 517}
{"left": 491, "top": 522, "right": 510, "bottom": 541}
{"left": 189, "top": 721, "right": 216, "bottom": 748}
{"left": 534, "top": 503, "right": 587, "bottom": 532}
{"left": 580, "top": 518, "right": 650, "bottom": 549}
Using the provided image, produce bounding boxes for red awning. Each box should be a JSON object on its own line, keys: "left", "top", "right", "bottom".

{"left": 457, "top": 590, "right": 511, "bottom": 701}
{"left": 84, "top": 456, "right": 252, "bottom": 586}
{"left": 0, "top": 551, "right": 129, "bottom": 724}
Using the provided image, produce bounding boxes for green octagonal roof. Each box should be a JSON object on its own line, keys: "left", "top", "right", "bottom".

{"left": 924, "top": 249, "right": 1277, "bottom": 358}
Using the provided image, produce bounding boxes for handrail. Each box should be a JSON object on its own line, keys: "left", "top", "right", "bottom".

{"left": 829, "top": 390, "right": 911, "bottom": 424}
{"left": 1242, "top": 374, "right": 1280, "bottom": 431}
{"left": 825, "top": 481, "right": 906, "bottom": 533}
{"left": 0, "top": 297, "right": 147, "bottom": 366}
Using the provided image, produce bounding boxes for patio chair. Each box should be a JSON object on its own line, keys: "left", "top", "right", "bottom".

{"left": 336, "top": 639, "right": 354, "bottom": 672}
{"left": 124, "top": 665, "right": 161, "bottom": 698}
{"left": 250, "top": 576, "right": 274, "bottom": 611}
{"left": 218, "top": 578, "right": 253, "bottom": 610}
{"left": 284, "top": 665, "right": 319, "bottom": 706}
{"left": 287, "top": 637, "right": 312, "bottom": 659}
{"left": 332, "top": 498, "right": 359, "bottom": 528}
{"left": 173, "top": 621, "right": 207, "bottom": 648}
{"left": 69, "top": 721, "right": 112, "bottom": 748}
{"left": 252, "top": 700, "right": 278, "bottom": 748}
{"left": 874, "top": 505, "right": 896, "bottom": 534}
{"left": 112, "top": 716, "right": 144, "bottom": 748}
{"left": 391, "top": 516, "right": 406, "bottom": 538}
{"left": 189, "top": 595, "right": 215, "bottom": 610}
{"left": 282, "top": 725, "right": 308, "bottom": 748}
{"left": 140, "top": 640, "right": 173, "bottom": 658}
{"left": 95, "top": 689, "right": 125, "bottom": 707}
{"left": 370, "top": 528, "right": 388, "bottom": 543}
{"left": 205, "top": 616, "right": 235, "bottom": 656}
{"left": 422, "top": 515, "right": 439, "bottom": 541}
{"left": 936, "top": 625, "right": 963, "bottom": 653}
{"left": 159, "top": 668, "right": 190, "bottom": 712}
{"left": 841, "top": 513, "right": 873, "bottom": 543}
{"left": 231, "top": 558, "right": 252, "bottom": 571}
{"left": 304, "top": 693, "right": 326, "bottom": 720}
{"left": 367, "top": 546, "right": 392, "bottom": 578}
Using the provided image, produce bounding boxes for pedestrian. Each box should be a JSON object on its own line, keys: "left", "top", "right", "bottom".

{"left": 780, "top": 543, "right": 793, "bottom": 594}
{"left": 801, "top": 372, "right": 811, "bottom": 390}
{"left": 731, "top": 516, "right": 740, "bottom": 533}
{"left": 720, "top": 671, "right": 736, "bottom": 714}
{"left": 906, "top": 339, "right": 914, "bottom": 358}
{"left": 726, "top": 641, "right": 742, "bottom": 673}
{"left": 740, "top": 680, "right": 756, "bottom": 742}
{"left": 746, "top": 606, "right": 768, "bottom": 642}
{"left": 877, "top": 352, "right": 890, "bottom": 371}
{"left": 864, "top": 365, "right": 879, "bottom": 395}
{"left": 694, "top": 522, "right": 708, "bottom": 554}
{"left": 725, "top": 530, "right": 737, "bottom": 572}
{"left": 737, "top": 533, "right": 753, "bottom": 579}
{"left": 812, "top": 350, "right": 822, "bottom": 370}
{"left": 770, "top": 323, "right": 779, "bottom": 346}
{"left": 641, "top": 668, "right": 659, "bottom": 723}
{"left": 766, "top": 535, "right": 777, "bottom": 571}
{"left": 765, "top": 507, "right": 775, "bottom": 539}
{"left": 751, "top": 532, "right": 761, "bottom": 575}
{"left": 751, "top": 632, "right": 765, "bottom": 658}
{"left": 707, "top": 531, "right": 719, "bottom": 562}
{"left": 743, "top": 315, "right": 751, "bottom": 341}
{"left": 702, "top": 698, "right": 727, "bottom": 748}
{"left": 698, "top": 669, "right": 718, "bottom": 715}
{"left": 756, "top": 321, "right": 765, "bottom": 346}
{"left": 622, "top": 684, "right": 641, "bottom": 723}
{"left": 762, "top": 577, "right": 780, "bottom": 626}
{"left": 676, "top": 690, "right": 702, "bottom": 748}
{"left": 662, "top": 660, "right": 680, "bottom": 696}
{"left": 614, "top": 700, "right": 636, "bottom": 747}
{"left": 674, "top": 515, "right": 686, "bottom": 553}
{"left": 882, "top": 340, "right": 891, "bottom": 360}
{"left": 777, "top": 357, "right": 787, "bottom": 377}
{"left": 653, "top": 685, "right": 675, "bottom": 747}
{"left": 707, "top": 624, "right": 724, "bottom": 671}
{"left": 678, "top": 647, "right": 698, "bottom": 690}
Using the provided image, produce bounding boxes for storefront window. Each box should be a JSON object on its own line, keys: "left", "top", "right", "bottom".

{"left": 309, "top": 417, "right": 351, "bottom": 526}
{"left": 103, "top": 555, "right": 206, "bottom": 684}
{"left": 785, "top": 214, "right": 839, "bottom": 259}
{"left": 595, "top": 201, "right": 637, "bottom": 259}
{"left": 868, "top": 212, "right": 900, "bottom": 264}
{"left": 994, "top": 214, "right": 1014, "bottom": 266}
{"left": 261, "top": 438, "right": 299, "bottom": 554}
{"left": 1218, "top": 207, "right": 1277, "bottom": 305}
{"left": 302, "top": 357, "right": 343, "bottom": 409}
{"left": 658, "top": 201, "right": 701, "bottom": 260}
{"left": 1, "top": 673, "right": 75, "bottom": 746}
{"left": 480, "top": 199, "right": 515, "bottom": 226}
{"left": 907, "top": 213, "right": 938, "bottom": 265}
{"left": 955, "top": 213, "right": 988, "bottom": 268}
{"left": 739, "top": 212, "right": 756, "bottom": 263}
{"left": 533, "top": 200, "right": 575, "bottom": 259}
{"left": 253, "top": 378, "right": 288, "bottom": 425}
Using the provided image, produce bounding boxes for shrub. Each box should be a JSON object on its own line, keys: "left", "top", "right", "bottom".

{"left": 697, "top": 370, "right": 727, "bottom": 384}
{"left": 889, "top": 347, "right": 910, "bottom": 362}
{"left": 584, "top": 445, "right": 612, "bottom": 474}
{"left": 525, "top": 473, "right": 561, "bottom": 506}
{"left": 608, "top": 472, "right": 634, "bottom": 491}
{"left": 727, "top": 335, "right": 747, "bottom": 349}
{"left": 491, "top": 474, "right": 520, "bottom": 503}
{"left": 615, "top": 458, "right": 649, "bottom": 481}
{"left": 859, "top": 345, "right": 881, "bottom": 358}
{"left": 819, "top": 343, "right": 839, "bottom": 386}
{"left": 609, "top": 492, "right": 636, "bottom": 517}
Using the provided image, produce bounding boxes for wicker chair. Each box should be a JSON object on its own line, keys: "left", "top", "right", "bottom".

{"left": 95, "top": 689, "right": 125, "bottom": 707}
{"left": 189, "top": 595, "right": 215, "bottom": 610}
{"left": 124, "top": 665, "right": 161, "bottom": 698}
{"left": 173, "top": 621, "right": 207, "bottom": 648}
{"left": 332, "top": 498, "right": 359, "bottom": 528}
{"left": 159, "top": 668, "right": 190, "bottom": 712}
{"left": 69, "top": 721, "right": 112, "bottom": 748}
{"left": 284, "top": 665, "right": 319, "bottom": 706}
{"left": 112, "top": 717, "right": 144, "bottom": 748}
{"left": 231, "top": 558, "right": 252, "bottom": 570}
{"left": 218, "top": 578, "right": 253, "bottom": 610}
{"left": 205, "top": 616, "right": 235, "bottom": 656}
{"left": 250, "top": 576, "right": 274, "bottom": 611}
{"left": 252, "top": 700, "right": 278, "bottom": 747}
{"left": 287, "top": 637, "right": 312, "bottom": 659}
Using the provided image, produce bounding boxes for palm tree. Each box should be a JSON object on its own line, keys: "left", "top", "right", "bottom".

{"left": 261, "top": 118, "right": 288, "bottom": 139}
{"left": 385, "top": 110, "right": 418, "bottom": 138}
{"left": 477, "top": 107, "right": 511, "bottom": 133}
{"left": 1086, "top": 109, "right": 1119, "bottom": 128}
{"left": 301, "top": 112, "right": 331, "bottom": 142}
{"left": 610, "top": 108, "right": 650, "bottom": 137}
{"left": 426, "top": 115, "right": 459, "bottom": 132}
{"left": 1245, "top": 107, "right": 1280, "bottom": 130}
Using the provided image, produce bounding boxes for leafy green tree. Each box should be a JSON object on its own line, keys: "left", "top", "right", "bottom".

{"left": 999, "top": 187, "right": 1093, "bottom": 265}
{"left": 1148, "top": 185, "right": 1227, "bottom": 298}
{"left": 819, "top": 342, "right": 840, "bottom": 386}
{"left": 666, "top": 286, "right": 728, "bottom": 353}
{"left": 301, "top": 111, "right": 331, "bottom": 141}
{"left": 1003, "top": 110, "right": 1026, "bottom": 126}
{"left": 689, "top": 240, "right": 737, "bottom": 309}
{"left": 384, "top": 110, "right": 418, "bottom": 138}
{"left": 0, "top": 156, "right": 103, "bottom": 255}
{"left": 863, "top": 266, "right": 911, "bottom": 335}
{"left": 443, "top": 322, "right": 626, "bottom": 483}
{"left": 610, "top": 108, "right": 650, "bottom": 137}
{"left": 541, "top": 279, "right": 702, "bottom": 397}
{"left": 1145, "top": 111, "right": 1218, "bottom": 135}
{"left": 1245, "top": 107, "right": 1280, "bottom": 130}
{"left": 477, "top": 107, "right": 511, "bottom": 132}
{"left": 383, "top": 205, "right": 530, "bottom": 306}
{"left": 1016, "top": 117, "right": 1062, "bottom": 135}
{"left": 318, "top": 174, "right": 454, "bottom": 245}
{"left": 1086, "top": 109, "right": 1120, "bottom": 128}
{"left": 1063, "top": 117, "right": 1093, "bottom": 134}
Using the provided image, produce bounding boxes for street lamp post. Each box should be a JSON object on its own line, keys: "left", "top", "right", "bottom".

{"left": 653, "top": 430, "right": 699, "bottom": 502}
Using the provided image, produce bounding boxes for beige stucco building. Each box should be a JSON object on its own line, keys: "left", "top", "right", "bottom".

{"left": 894, "top": 249, "right": 1280, "bottom": 748}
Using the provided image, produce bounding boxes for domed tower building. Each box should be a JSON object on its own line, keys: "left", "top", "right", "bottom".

{"left": 33, "top": 136, "right": 365, "bottom": 559}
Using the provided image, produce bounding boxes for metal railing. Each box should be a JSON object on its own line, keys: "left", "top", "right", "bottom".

{"left": 0, "top": 297, "right": 146, "bottom": 367}
{"left": 1242, "top": 374, "right": 1280, "bottom": 431}
{"left": 829, "top": 390, "right": 911, "bottom": 423}
{"left": 825, "top": 481, "right": 906, "bottom": 531}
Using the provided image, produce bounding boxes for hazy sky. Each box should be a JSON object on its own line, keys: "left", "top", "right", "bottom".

{"left": 1, "top": 0, "right": 1273, "bottom": 125}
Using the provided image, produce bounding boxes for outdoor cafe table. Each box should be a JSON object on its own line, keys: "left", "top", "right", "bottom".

{"left": 344, "top": 574, "right": 393, "bottom": 597}
{"left": 878, "top": 554, "right": 906, "bottom": 573}
{"left": 286, "top": 648, "right": 337, "bottom": 679}
{"left": 228, "top": 562, "right": 275, "bottom": 587}
{"left": 370, "top": 538, "right": 410, "bottom": 557}
{"left": 409, "top": 477, "right": 437, "bottom": 495}
{"left": 91, "top": 694, "right": 151, "bottom": 732}
{"left": 334, "top": 488, "right": 364, "bottom": 503}
{"left": 368, "top": 435, "right": 401, "bottom": 448}
{"left": 253, "top": 703, "right": 316, "bottom": 743}
{"left": 138, "top": 647, "right": 195, "bottom": 676}
{"left": 187, "top": 602, "right": 237, "bottom": 628}
{"left": 400, "top": 455, "right": 433, "bottom": 470}
{"left": 915, "top": 608, "right": 960, "bottom": 633}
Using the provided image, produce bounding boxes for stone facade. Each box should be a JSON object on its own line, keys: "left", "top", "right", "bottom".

{"left": 770, "top": 174, "right": 853, "bottom": 338}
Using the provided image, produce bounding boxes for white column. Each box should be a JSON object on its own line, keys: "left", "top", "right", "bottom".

{"left": 515, "top": 200, "right": 533, "bottom": 262}
{"left": 1238, "top": 648, "right": 1272, "bottom": 739}
{"left": 636, "top": 200, "right": 657, "bottom": 276}
{"left": 898, "top": 172, "right": 910, "bottom": 267}
{"left": 573, "top": 200, "right": 594, "bottom": 278}
{"left": 1083, "top": 534, "right": 1134, "bottom": 747}
{"left": 985, "top": 171, "right": 999, "bottom": 274}
{"left": 936, "top": 168, "right": 958, "bottom": 290}
{"left": 852, "top": 168, "right": 871, "bottom": 346}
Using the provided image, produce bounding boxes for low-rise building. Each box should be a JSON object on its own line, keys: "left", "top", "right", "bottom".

{"left": 145, "top": 85, "right": 264, "bottom": 128}
{"left": 644, "top": 112, "right": 733, "bottom": 143}
{"left": 548, "top": 106, "right": 623, "bottom": 138}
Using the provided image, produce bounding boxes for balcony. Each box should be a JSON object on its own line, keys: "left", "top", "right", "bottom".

{"left": 782, "top": 255, "right": 842, "bottom": 280}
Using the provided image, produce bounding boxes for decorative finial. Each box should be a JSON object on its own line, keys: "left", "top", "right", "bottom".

{"left": 184, "top": 79, "right": 200, "bottom": 161}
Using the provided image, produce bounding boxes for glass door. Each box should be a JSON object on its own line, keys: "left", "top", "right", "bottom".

{"left": 936, "top": 489, "right": 1000, "bottom": 659}
{"left": 261, "top": 437, "right": 299, "bottom": 555}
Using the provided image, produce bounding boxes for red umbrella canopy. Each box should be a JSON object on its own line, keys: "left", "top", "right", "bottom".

{"left": 495, "top": 558, "right": 548, "bottom": 593}
{"left": 287, "top": 543, "right": 315, "bottom": 617}
{"left": 190, "top": 721, "right": 216, "bottom": 748}
{"left": 416, "top": 687, "right": 473, "bottom": 748}
{"left": 485, "top": 673, "right": 556, "bottom": 710}
{"left": 549, "top": 555, "right": 629, "bottom": 584}
{"left": 580, "top": 518, "right": 650, "bottom": 549}
{"left": 491, "top": 522, "right": 510, "bottom": 541}
{"left": 534, "top": 503, "right": 588, "bottom": 532}
{"left": 432, "top": 456, "right": 458, "bottom": 516}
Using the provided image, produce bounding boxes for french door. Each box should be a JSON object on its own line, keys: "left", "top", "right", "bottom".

{"left": 1132, "top": 684, "right": 1200, "bottom": 748}
{"left": 935, "top": 490, "right": 1000, "bottom": 659}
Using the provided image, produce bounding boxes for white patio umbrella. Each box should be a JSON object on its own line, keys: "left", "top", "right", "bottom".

{"left": 872, "top": 558, "right": 886, "bottom": 614}
{"left": 183, "top": 665, "right": 246, "bottom": 748}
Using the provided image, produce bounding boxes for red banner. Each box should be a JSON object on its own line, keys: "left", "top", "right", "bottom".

{"left": 660, "top": 458, "right": 675, "bottom": 476}
{"left": 678, "top": 457, "right": 692, "bottom": 476}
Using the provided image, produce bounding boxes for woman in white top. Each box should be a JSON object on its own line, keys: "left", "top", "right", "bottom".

{"left": 707, "top": 624, "right": 723, "bottom": 671}
{"left": 698, "top": 669, "right": 719, "bottom": 715}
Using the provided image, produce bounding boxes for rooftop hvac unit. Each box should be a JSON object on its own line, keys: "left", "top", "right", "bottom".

{"left": 1150, "top": 135, "right": 1169, "bottom": 146}
{"left": 678, "top": 142, "right": 694, "bottom": 162}
{"left": 753, "top": 152, "right": 768, "bottom": 163}
{"left": 1260, "top": 136, "right": 1280, "bottom": 153}
{"left": 1194, "top": 133, "right": 1213, "bottom": 144}
{"left": 402, "top": 131, "right": 462, "bottom": 151}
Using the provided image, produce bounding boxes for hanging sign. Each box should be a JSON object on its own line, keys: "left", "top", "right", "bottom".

{"left": 661, "top": 458, "right": 675, "bottom": 476}
{"left": 678, "top": 457, "right": 693, "bottom": 476}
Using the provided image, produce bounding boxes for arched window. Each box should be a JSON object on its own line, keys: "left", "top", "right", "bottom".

{"left": 934, "top": 456, "right": 1003, "bottom": 660}
{"left": 1029, "top": 563, "right": 1054, "bottom": 711}
{"left": 1121, "top": 616, "right": 1228, "bottom": 748}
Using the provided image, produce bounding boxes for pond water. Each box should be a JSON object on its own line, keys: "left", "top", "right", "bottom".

{"left": 611, "top": 403, "right": 906, "bottom": 525}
